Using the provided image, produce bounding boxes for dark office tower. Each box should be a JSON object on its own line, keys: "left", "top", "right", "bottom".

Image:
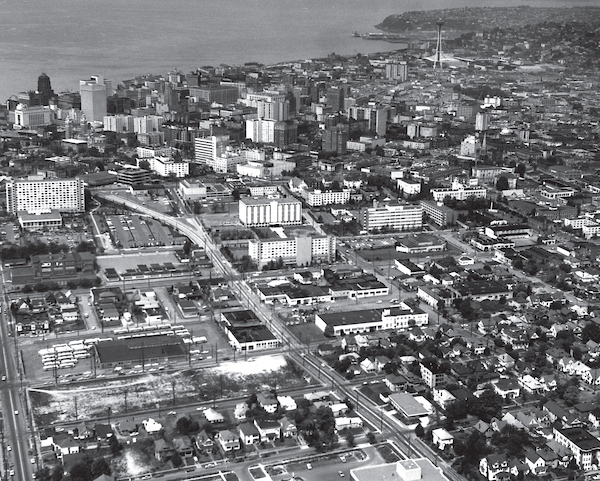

{"left": 327, "top": 86, "right": 345, "bottom": 113}
{"left": 37, "top": 73, "right": 54, "bottom": 105}
{"left": 322, "top": 124, "right": 348, "bottom": 155}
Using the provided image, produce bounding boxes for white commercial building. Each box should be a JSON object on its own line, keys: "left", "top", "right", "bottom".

{"left": 194, "top": 135, "right": 229, "bottom": 164}
{"left": 239, "top": 198, "right": 302, "bottom": 227}
{"left": 304, "top": 189, "right": 351, "bottom": 207}
{"left": 136, "top": 146, "right": 174, "bottom": 158}
{"left": 362, "top": 203, "right": 423, "bottom": 231}
{"left": 249, "top": 234, "right": 336, "bottom": 269}
{"left": 80, "top": 78, "right": 107, "bottom": 122}
{"left": 315, "top": 305, "right": 428, "bottom": 336}
{"left": 143, "top": 156, "right": 189, "bottom": 178}
{"left": 13, "top": 104, "right": 54, "bottom": 128}
{"left": 133, "top": 115, "right": 164, "bottom": 134}
{"left": 237, "top": 159, "right": 295, "bottom": 179}
{"left": 397, "top": 178, "right": 422, "bottom": 196}
{"left": 245, "top": 118, "right": 276, "bottom": 144}
{"left": 178, "top": 180, "right": 207, "bottom": 201}
{"left": 431, "top": 181, "right": 487, "bottom": 202}
{"left": 103, "top": 114, "right": 135, "bottom": 133}
{"left": 6, "top": 178, "right": 85, "bottom": 214}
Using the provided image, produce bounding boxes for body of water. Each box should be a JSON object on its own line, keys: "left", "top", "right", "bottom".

{"left": 0, "top": 0, "right": 596, "bottom": 100}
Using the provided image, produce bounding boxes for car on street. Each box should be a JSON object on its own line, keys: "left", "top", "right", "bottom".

{"left": 339, "top": 471, "right": 345, "bottom": 477}
{"left": 1, "top": 375, "right": 5, "bottom": 381}
{"left": 13, "top": 410, "right": 18, "bottom": 415}
{"left": 6, "top": 445, "right": 10, "bottom": 451}
{"left": 306, "top": 463, "right": 312, "bottom": 470}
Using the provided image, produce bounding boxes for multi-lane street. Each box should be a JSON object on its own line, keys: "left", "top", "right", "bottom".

{"left": 93, "top": 191, "right": 465, "bottom": 481}
{"left": 0, "top": 264, "right": 31, "bottom": 481}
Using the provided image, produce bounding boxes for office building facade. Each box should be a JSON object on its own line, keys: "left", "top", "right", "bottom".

{"left": 248, "top": 235, "right": 336, "bottom": 269}
{"left": 80, "top": 78, "right": 107, "bottom": 122}
{"left": 239, "top": 198, "right": 302, "bottom": 227}
{"left": 362, "top": 203, "right": 423, "bottom": 231}
{"left": 7, "top": 178, "right": 85, "bottom": 214}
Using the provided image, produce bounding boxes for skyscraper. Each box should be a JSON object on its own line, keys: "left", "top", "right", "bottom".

{"left": 80, "top": 78, "right": 107, "bottom": 122}
{"left": 37, "top": 73, "right": 54, "bottom": 106}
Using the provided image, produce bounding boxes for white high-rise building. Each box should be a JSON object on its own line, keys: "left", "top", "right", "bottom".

{"left": 80, "top": 78, "right": 107, "bottom": 122}
{"left": 133, "top": 115, "right": 164, "bottom": 134}
{"left": 194, "top": 135, "right": 229, "bottom": 164}
{"left": 103, "top": 114, "right": 135, "bottom": 133}
{"left": 239, "top": 198, "right": 302, "bottom": 227}
{"left": 6, "top": 178, "right": 85, "bottom": 214}
{"left": 245, "top": 119, "right": 276, "bottom": 143}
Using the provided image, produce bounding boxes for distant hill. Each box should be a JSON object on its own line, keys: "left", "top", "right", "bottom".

{"left": 376, "top": 6, "right": 600, "bottom": 33}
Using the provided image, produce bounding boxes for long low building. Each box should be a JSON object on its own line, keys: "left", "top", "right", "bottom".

{"left": 93, "top": 335, "right": 187, "bottom": 369}
{"left": 315, "top": 304, "right": 428, "bottom": 336}
{"left": 389, "top": 392, "right": 432, "bottom": 425}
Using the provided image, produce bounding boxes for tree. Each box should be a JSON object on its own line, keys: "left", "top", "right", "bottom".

{"left": 469, "top": 385, "right": 503, "bottom": 422}
{"left": 171, "top": 452, "right": 184, "bottom": 468}
{"left": 69, "top": 459, "right": 92, "bottom": 481}
{"left": 415, "top": 422, "right": 425, "bottom": 438}
{"left": 108, "top": 434, "right": 123, "bottom": 456}
{"left": 176, "top": 416, "right": 199, "bottom": 435}
{"left": 582, "top": 322, "right": 600, "bottom": 343}
{"left": 496, "top": 176, "right": 509, "bottom": 191}
{"left": 491, "top": 425, "right": 532, "bottom": 457}
{"left": 345, "top": 431, "right": 355, "bottom": 447}
{"left": 90, "top": 457, "right": 111, "bottom": 478}
{"left": 515, "top": 163, "right": 526, "bottom": 176}
{"left": 126, "top": 132, "right": 138, "bottom": 148}
{"left": 139, "top": 159, "right": 150, "bottom": 170}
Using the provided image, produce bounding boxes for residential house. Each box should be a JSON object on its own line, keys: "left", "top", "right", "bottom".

{"left": 473, "top": 420, "right": 493, "bottom": 439}
{"left": 496, "top": 353, "right": 516, "bottom": 371}
{"left": 524, "top": 448, "right": 547, "bottom": 476}
{"left": 216, "top": 430, "right": 240, "bottom": 452}
{"left": 154, "top": 439, "right": 174, "bottom": 461}
{"left": 375, "top": 356, "right": 391, "bottom": 372}
{"left": 277, "top": 396, "right": 297, "bottom": 411}
{"left": 433, "top": 389, "right": 456, "bottom": 410}
{"left": 519, "top": 374, "right": 547, "bottom": 394}
{"left": 53, "top": 434, "right": 81, "bottom": 458}
{"left": 172, "top": 436, "right": 194, "bottom": 458}
{"left": 431, "top": 428, "right": 454, "bottom": 451}
{"left": 76, "top": 422, "right": 95, "bottom": 440}
{"left": 385, "top": 373, "right": 410, "bottom": 392}
{"left": 546, "top": 439, "right": 573, "bottom": 468}
{"left": 360, "top": 357, "right": 377, "bottom": 373}
{"left": 195, "top": 430, "right": 214, "bottom": 452}
{"left": 493, "top": 378, "right": 521, "bottom": 400}
{"left": 234, "top": 402, "right": 248, "bottom": 421}
{"left": 203, "top": 408, "right": 225, "bottom": 424}
{"left": 115, "top": 420, "right": 138, "bottom": 437}
{"left": 479, "top": 453, "right": 511, "bottom": 481}
{"left": 544, "top": 401, "right": 571, "bottom": 425}
{"left": 141, "top": 418, "right": 163, "bottom": 435}
{"left": 254, "top": 419, "right": 281, "bottom": 442}
{"left": 582, "top": 368, "right": 600, "bottom": 386}
{"left": 280, "top": 417, "right": 297, "bottom": 438}
{"left": 238, "top": 422, "right": 261, "bottom": 445}
{"left": 257, "top": 393, "right": 279, "bottom": 413}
